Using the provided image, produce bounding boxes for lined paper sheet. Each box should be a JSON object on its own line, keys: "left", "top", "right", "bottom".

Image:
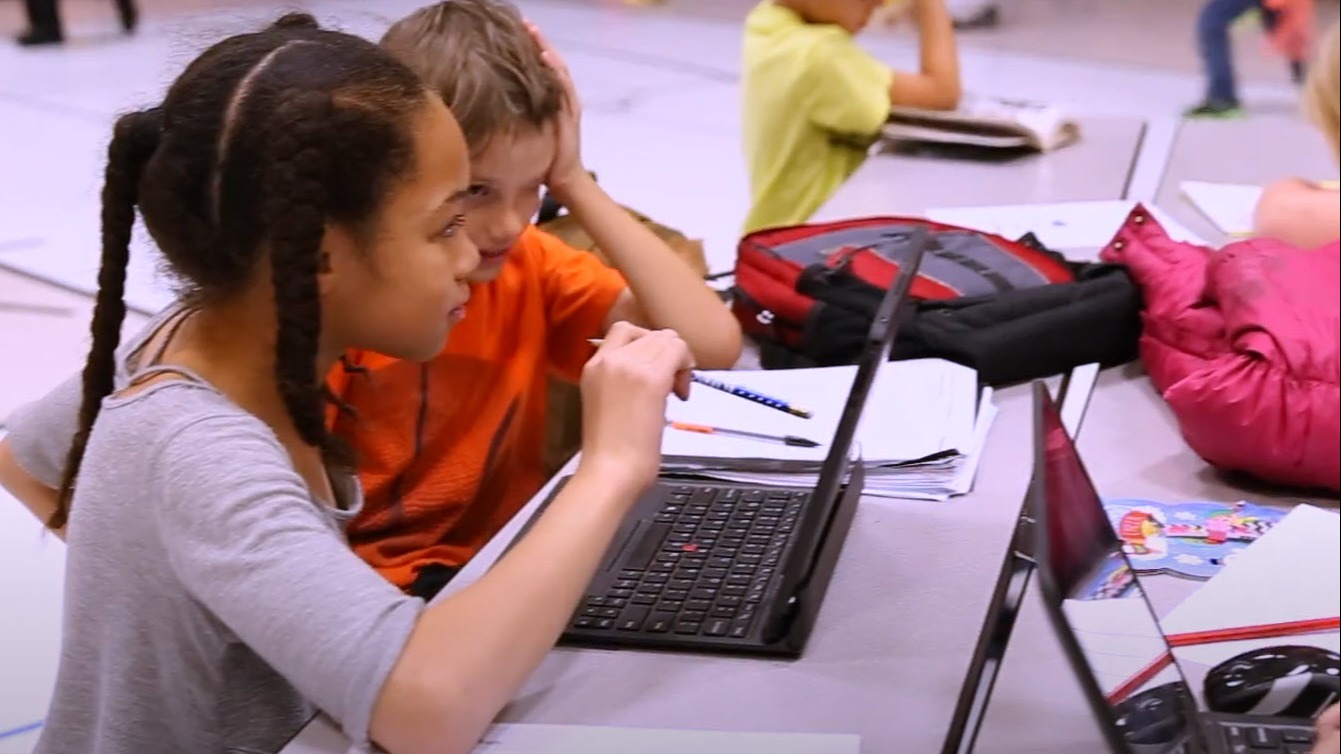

{"left": 1064, "top": 596, "right": 1176, "bottom": 695}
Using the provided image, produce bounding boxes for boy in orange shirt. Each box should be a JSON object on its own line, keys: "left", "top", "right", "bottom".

{"left": 331, "top": 0, "right": 742, "bottom": 600}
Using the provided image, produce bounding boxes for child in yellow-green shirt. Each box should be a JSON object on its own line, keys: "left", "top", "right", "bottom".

{"left": 741, "top": 0, "right": 961, "bottom": 234}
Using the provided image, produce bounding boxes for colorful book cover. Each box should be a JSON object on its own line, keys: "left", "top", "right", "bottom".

{"left": 1101, "top": 499, "right": 1286, "bottom": 581}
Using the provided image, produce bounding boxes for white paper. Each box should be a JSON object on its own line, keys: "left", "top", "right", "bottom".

{"left": 926, "top": 200, "right": 1206, "bottom": 251}
{"left": 1179, "top": 180, "right": 1263, "bottom": 237}
{"left": 662, "top": 360, "right": 979, "bottom": 467}
{"left": 1063, "top": 596, "right": 1176, "bottom": 696}
{"left": 471, "top": 723, "right": 861, "bottom": 754}
{"left": 279, "top": 717, "right": 860, "bottom": 754}
{"left": 1161, "top": 505, "right": 1341, "bottom": 671}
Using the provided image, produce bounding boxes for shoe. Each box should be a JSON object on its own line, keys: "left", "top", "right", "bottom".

{"left": 16, "top": 27, "right": 63, "bottom": 46}
{"left": 953, "top": 5, "right": 1000, "bottom": 31}
{"left": 1183, "top": 101, "right": 1244, "bottom": 119}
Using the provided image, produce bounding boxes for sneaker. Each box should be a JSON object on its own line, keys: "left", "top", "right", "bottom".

{"left": 1183, "top": 101, "right": 1245, "bottom": 119}
{"left": 16, "top": 27, "right": 63, "bottom": 46}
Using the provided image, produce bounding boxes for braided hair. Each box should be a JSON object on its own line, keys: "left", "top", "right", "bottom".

{"left": 51, "top": 13, "right": 429, "bottom": 530}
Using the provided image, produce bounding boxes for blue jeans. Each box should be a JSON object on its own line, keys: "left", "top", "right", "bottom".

{"left": 1197, "top": 0, "right": 1278, "bottom": 104}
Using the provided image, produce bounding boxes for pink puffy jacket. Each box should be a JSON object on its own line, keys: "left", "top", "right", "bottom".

{"left": 1101, "top": 206, "right": 1340, "bottom": 492}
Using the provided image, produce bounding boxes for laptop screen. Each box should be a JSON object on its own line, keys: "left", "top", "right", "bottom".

{"left": 1031, "top": 383, "right": 1202, "bottom": 754}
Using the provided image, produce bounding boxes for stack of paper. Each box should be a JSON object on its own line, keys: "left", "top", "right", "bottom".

{"left": 660, "top": 360, "right": 996, "bottom": 501}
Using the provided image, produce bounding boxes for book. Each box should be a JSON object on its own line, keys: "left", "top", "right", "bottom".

{"left": 883, "top": 94, "right": 1080, "bottom": 152}
{"left": 1102, "top": 499, "right": 1287, "bottom": 581}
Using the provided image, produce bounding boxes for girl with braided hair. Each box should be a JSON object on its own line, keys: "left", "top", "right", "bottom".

{"left": 0, "top": 13, "right": 693, "bottom": 754}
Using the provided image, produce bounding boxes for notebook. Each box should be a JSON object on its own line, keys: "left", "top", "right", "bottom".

{"left": 884, "top": 94, "right": 1080, "bottom": 152}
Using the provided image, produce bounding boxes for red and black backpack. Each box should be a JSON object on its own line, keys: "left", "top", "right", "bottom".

{"left": 730, "top": 216, "right": 1142, "bottom": 385}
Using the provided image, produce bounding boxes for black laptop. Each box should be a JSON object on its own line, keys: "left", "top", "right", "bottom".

{"left": 529, "top": 229, "right": 931, "bottom": 658}
{"left": 944, "top": 383, "right": 1324, "bottom": 753}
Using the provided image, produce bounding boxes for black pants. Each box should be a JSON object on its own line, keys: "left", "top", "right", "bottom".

{"left": 24, "top": 0, "right": 136, "bottom": 33}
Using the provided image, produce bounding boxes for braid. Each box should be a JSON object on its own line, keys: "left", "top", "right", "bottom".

{"left": 260, "top": 91, "right": 341, "bottom": 462}
{"left": 52, "top": 108, "right": 162, "bottom": 531}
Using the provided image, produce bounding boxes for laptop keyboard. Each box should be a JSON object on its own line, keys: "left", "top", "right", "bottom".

{"left": 1218, "top": 722, "right": 1315, "bottom": 754}
{"left": 569, "top": 485, "right": 808, "bottom": 640}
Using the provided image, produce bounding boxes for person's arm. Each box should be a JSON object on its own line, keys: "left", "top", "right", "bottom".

{"left": 1252, "top": 178, "right": 1341, "bottom": 248}
{"left": 155, "top": 326, "right": 691, "bottom": 754}
{"left": 372, "top": 325, "right": 695, "bottom": 753}
{"left": 0, "top": 440, "right": 63, "bottom": 538}
{"left": 0, "top": 371, "right": 87, "bottom": 538}
{"left": 551, "top": 173, "right": 742, "bottom": 369}
{"left": 890, "top": 0, "right": 962, "bottom": 111}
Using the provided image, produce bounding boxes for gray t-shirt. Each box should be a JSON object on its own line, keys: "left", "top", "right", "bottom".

{"left": 6, "top": 310, "right": 424, "bottom": 753}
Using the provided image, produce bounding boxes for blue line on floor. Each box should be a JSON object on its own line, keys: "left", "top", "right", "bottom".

{"left": 0, "top": 720, "right": 43, "bottom": 741}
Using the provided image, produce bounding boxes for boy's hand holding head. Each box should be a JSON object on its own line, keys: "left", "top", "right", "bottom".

{"left": 524, "top": 21, "right": 590, "bottom": 201}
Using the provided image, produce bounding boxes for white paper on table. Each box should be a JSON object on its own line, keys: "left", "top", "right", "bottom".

{"left": 1161, "top": 505, "right": 1341, "bottom": 672}
{"left": 1063, "top": 596, "right": 1176, "bottom": 696}
{"left": 470, "top": 723, "right": 861, "bottom": 754}
{"left": 926, "top": 200, "right": 1206, "bottom": 251}
{"left": 1179, "top": 180, "right": 1263, "bottom": 237}
{"left": 661, "top": 360, "right": 979, "bottom": 467}
{"left": 279, "top": 717, "right": 860, "bottom": 754}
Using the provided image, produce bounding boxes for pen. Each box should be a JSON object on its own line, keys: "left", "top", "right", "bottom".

{"left": 587, "top": 339, "right": 813, "bottom": 419}
{"left": 666, "top": 421, "right": 821, "bottom": 448}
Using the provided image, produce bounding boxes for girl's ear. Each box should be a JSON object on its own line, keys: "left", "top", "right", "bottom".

{"left": 318, "top": 223, "right": 361, "bottom": 297}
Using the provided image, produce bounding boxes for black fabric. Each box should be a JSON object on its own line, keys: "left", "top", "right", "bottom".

{"left": 408, "top": 563, "right": 460, "bottom": 602}
{"left": 761, "top": 257, "right": 1143, "bottom": 387}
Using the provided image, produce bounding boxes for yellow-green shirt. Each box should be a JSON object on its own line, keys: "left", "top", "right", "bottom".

{"left": 741, "top": 2, "right": 893, "bottom": 234}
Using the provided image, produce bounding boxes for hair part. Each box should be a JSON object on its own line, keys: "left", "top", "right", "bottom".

{"left": 52, "top": 13, "right": 430, "bottom": 530}
{"left": 1304, "top": 21, "right": 1340, "bottom": 158}
{"left": 380, "top": 0, "right": 564, "bottom": 154}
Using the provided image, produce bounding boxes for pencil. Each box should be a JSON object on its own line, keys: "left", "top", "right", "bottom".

{"left": 587, "top": 338, "right": 813, "bottom": 419}
{"left": 666, "top": 421, "right": 820, "bottom": 448}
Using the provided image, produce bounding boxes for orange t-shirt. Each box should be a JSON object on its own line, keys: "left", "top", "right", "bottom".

{"left": 328, "top": 226, "right": 627, "bottom": 589}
